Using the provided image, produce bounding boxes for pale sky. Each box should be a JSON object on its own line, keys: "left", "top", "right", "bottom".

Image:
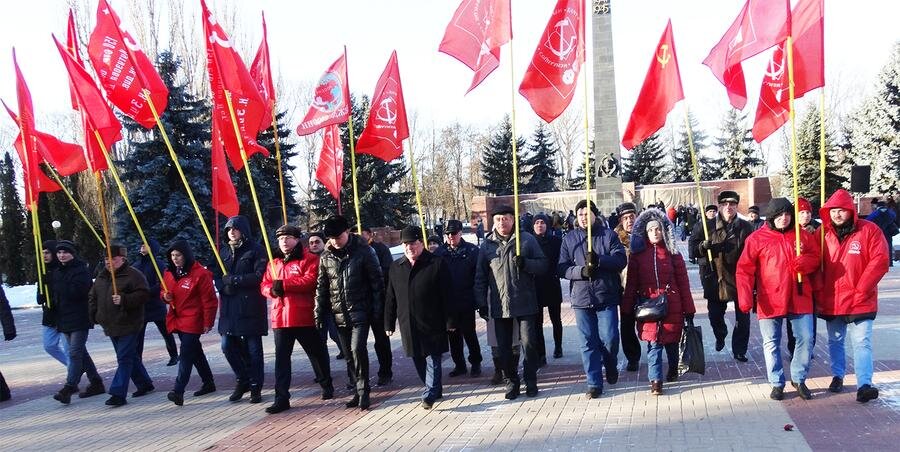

{"left": 1, "top": 0, "right": 898, "bottom": 175}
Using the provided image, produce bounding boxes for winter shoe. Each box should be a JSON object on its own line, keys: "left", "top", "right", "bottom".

{"left": 504, "top": 381, "right": 520, "bottom": 400}
{"left": 490, "top": 369, "right": 504, "bottom": 385}
{"left": 525, "top": 383, "right": 538, "bottom": 398}
{"left": 770, "top": 386, "right": 784, "bottom": 401}
{"left": 626, "top": 360, "right": 640, "bottom": 372}
{"left": 228, "top": 383, "right": 249, "bottom": 402}
{"left": 733, "top": 354, "right": 748, "bottom": 363}
{"left": 166, "top": 356, "right": 179, "bottom": 367}
{"left": 322, "top": 384, "right": 335, "bottom": 400}
{"left": 666, "top": 367, "right": 679, "bottom": 382}
{"left": 856, "top": 385, "right": 879, "bottom": 403}
{"left": 792, "top": 382, "right": 813, "bottom": 400}
{"left": 345, "top": 394, "right": 360, "bottom": 408}
{"left": 376, "top": 375, "right": 392, "bottom": 386}
{"left": 79, "top": 380, "right": 105, "bottom": 398}
{"left": 606, "top": 366, "right": 619, "bottom": 385}
{"left": 105, "top": 395, "right": 127, "bottom": 407}
{"left": 470, "top": 363, "right": 482, "bottom": 378}
{"left": 421, "top": 398, "right": 434, "bottom": 410}
{"left": 828, "top": 377, "right": 843, "bottom": 393}
{"left": 132, "top": 384, "right": 155, "bottom": 398}
{"left": 249, "top": 386, "right": 262, "bottom": 404}
{"left": 553, "top": 346, "right": 563, "bottom": 359}
{"left": 650, "top": 381, "right": 663, "bottom": 396}
{"left": 167, "top": 391, "right": 184, "bottom": 406}
{"left": 585, "top": 387, "right": 601, "bottom": 399}
{"left": 53, "top": 384, "right": 78, "bottom": 405}
{"left": 193, "top": 383, "right": 216, "bottom": 397}
{"left": 266, "top": 400, "right": 290, "bottom": 414}
{"left": 449, "top": 366, "right": 467, "bottom": 377}
{"left": 359, "top": 392, "right": 371, "bottom": 410}
{"left": 715, "top": 338, "right": 725, "bottom": 352}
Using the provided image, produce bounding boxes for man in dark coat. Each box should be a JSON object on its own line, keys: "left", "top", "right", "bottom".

{"left": 533, "top": 213, "right": 563, "bottom": 364}
{"left": 385, "top": 226, "right": 452, "bottom": 409}
{"left": 691, "top": 191, "right": 755, "bottom": 362}
{"left": 89, "top": 244, "right": 152, "bottom": 406}
{"left": 49, "top": 240, "right": 105, "bottom": 404}
{"left": 866, "top": 199, "right": 898, "bottom": 267}
{"left": 37, "top": 240, "right": 68, "bottom": 367}
{"left": 315, "top": 215, "right": 384, "bottom": 410}
{"left": 360, "top": 226, "right": 394, "bottom": 385}
{"left": 215, "top": 215, "right": 269, "bottom": 403}
{"left": 747, "top": 206, "right": 765, "bottom": 230}
{"left": 133, "top": 239, "right": 178, "bottom": 367}
{"left": 1, "top": 285, "right": 16, "bottom": 402}
{"left": 434, "top": 219, "right": 482, "bottom": 377}
{"left": 614, "top": 202, "right": 641, "bottom": 372}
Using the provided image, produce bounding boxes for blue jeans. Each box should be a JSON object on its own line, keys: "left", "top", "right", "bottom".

{"left": 43, "top": 326, "right": 69, "bottom": 366}
{"left": 173, "top": 333, "right": 214, "bottom": 394}
{"left": 826, "top": 318, "right": 874, "bottom": 387}
{"left": 63, "top": 330, "right": 101, "bottom": 387}
{"left": 412, "top": 353, "right": 443, "bottom": 401}
{"left": 221, "top": 335, "right": 265, "bottom": 388}
{"left": 573, "top": 306, "right": 620, "bottom": 389}
{"left": 109, "top": 333, "right": 153, "bottom": 397}
{"left": 646, "top": 342, "right": 679, "bottom": 382}
{"left": 758, "top": 315, "right": 813, "bottom": 387}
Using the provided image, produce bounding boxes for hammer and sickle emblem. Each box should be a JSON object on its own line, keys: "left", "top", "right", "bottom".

{"left": 548, "top": 19, "right": 576, "bottom": 61}
{"left": 656, "top": 44, "right": 671, "bottom": 68}
{"left": 375, "top": 97, "right": 397, "bottom": 125}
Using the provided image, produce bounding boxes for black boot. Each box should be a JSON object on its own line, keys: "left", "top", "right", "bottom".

{"left": 321, "top": 383, "right": 335, "bottom": 400}
{"left": 229, "top": 382, "right": 250, "bottom": 402}
{"left": 193, "top": 382, "right": 216, "bottom": 397}
{"left": 359, "top": 392, "right": 371, "bottom": 410}
{"left": 266, "top": 399, "right": 290, "bottom": 414}
{"left": 504, "top": 379, "right": 520, "bottom": 400}
{"left": 345, "top": 394, "right": 360, "bottom": 408}
{"left": 53, "top": 384, "right": 78, "bottom": 405}
{"left": 167, "top": 391, "right": 184, "bottom": 406}
{"left": 79, "top": 379, "right": 105, "bottom": 398}
{"left": 249, "top": 385, "right": 262, "bottom": 404}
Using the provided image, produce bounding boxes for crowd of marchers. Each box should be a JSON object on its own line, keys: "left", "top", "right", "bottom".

{"left": 0, "top": 188, "right": 894, "bottom": 411}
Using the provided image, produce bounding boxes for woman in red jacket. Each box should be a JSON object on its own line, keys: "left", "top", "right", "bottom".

{"left": 622, "top": 209, "right": 695, "bottom": 395}
{"left": 260, "top": 225, "right": 333, "bottom": 414}
{"left": 736, "top": 198, "right": 821, "bottom": 401}
{"left": 162, "top": 240, "right": 218, "bottom": 406}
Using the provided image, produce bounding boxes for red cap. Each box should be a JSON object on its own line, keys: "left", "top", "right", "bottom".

{"left": 797, "top": 197, "right": 812, "bottom": 213}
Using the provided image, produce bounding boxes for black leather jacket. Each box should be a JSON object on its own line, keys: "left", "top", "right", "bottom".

{"left": 315, "top": 234, "right": 384, "bottom": 327}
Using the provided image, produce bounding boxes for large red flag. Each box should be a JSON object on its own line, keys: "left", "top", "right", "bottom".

{"left": 519, "top": 0, "right": 585, "bottom": 124}
{"left": 315, "top": 125, "right": 344, "bottom": 201}
{"left": 201, "top": 0, "right": 270, "bottom": 171}
{"left": 703, "top": 0, "right": 791, "bottom": 110}
{"left": 211, "top": 120, "right": 240, "bottom": 217}
{"left": 438, "top": 0, "right": 511, "bottom": 93}
{"left": 296, "top": 52, "right": 350, "bottom": 136}
{"left": 54, "top": 35, "right": 120, "bottom": 172}
{"left": 356, "top": 51, "right": 409, "bottom": 162}
{"left": 621, "top": 20, "right": 685, "bottom": 150}
{"left": 87, "top": 0, "right": 169, "bottom": 129}
{"left": 66, "top": 9, "right": 84, "bottom": 111}
{"left": 752, "top": 0, "right": 824, "bottom": 142}
{"left": 250, "top": 11, "right": 275, "bottom": 130}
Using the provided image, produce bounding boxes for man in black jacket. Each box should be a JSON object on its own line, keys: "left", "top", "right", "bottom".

{"left": 385, "top": 226, "right": 452, "bottom": 409}
{"left": 1, "top": 285, "right": 16, "bottom": 402}
{"left": 134, "top": 240, "right": 178, "bottom": 367}
{"left": 533, "top": 213, "right": 563, "bottom": 364}
{"left": 434, "top": 219, "right": 482, "bottom": 377}
{"left": 360, "top": 226, "right": 394, "bottom": 385}
{"left": 216, "top": 215, "right": 269, "bottom": 404}
{"left": 315, "top": 216, "right": 384, "bottom": 410}
{"left": 37, "top": 240, "right": 69, "bottom": 367}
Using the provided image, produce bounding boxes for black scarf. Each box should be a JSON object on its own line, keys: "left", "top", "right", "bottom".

{"left": 833, "top": 219, "right": 855, "bottom": 243}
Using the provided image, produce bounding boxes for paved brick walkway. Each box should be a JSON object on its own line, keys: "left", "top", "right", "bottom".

{"left": 1, "top": 265, "right": 898, "bottom": 451}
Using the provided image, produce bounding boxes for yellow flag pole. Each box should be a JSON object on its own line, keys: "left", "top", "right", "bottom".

{"left": 348, "top": 110, "right": 363, "bottom": 236}
{"left": 223, "top": 90, "right": 277, "bottom": 279}
{"left": 143, "top": 92, "right": 227, "bottom": 275}
{"left": 16, "top": 117, "right": 48, "bottom": 304}
{"left": 406, "top": 133, "right": 428, "bottom": 241}
{"left": 819, "top": 90, "right": 826, "bottom": 267}
{"left": 45, "top": 164, "right": 105, "bottom": 247}
{"left": 581, "top": 59, "right": 593, "bottom": 254}
{"left": 271, "top": 100, "right": 288, "bottom": 226}
{"left": 683, "top": 106, "right": 713, "bottom": 263}
{"left": 507, "top": 37, "right": 521, "bottom": 256}
{"left": 786, "top": 37, "right": 803, "bottom": 288}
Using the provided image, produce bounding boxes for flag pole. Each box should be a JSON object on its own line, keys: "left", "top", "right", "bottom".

{"left": 684, "top": 105, "right": 713, "bottom": 263}
{"left": 92, "top": 169, "right": 118, "bottom": 295}
{"left": 143, "top": 92, "right": 227, "bottom": 275}
{"left": 223, "top": 90, "right": 277, "bottom": 278}
{"left": 581, "top": 54, "right": 592, "bottom": 254}
{"left": 507, "top": 36, "right": 521, "bottom": 256}
{"left": 271, "top": 100, "right": 288, "bottom": 225}
{"left": 786, "top": 36, "right": 804, "bottom": 290}
{"left": 406, "top": 133, "right": 428, "bottom": 241}
{"left": 819, "top": 89, "right": 826, "bottom": 267}
{"left": 45, "top": 164, "right": 104, "bottom": 246}
{"left": 348, "top": 109, "right": 362, "bottom": 235}
{"left": 16, "top": 116, "right": 49, "bottom": 305}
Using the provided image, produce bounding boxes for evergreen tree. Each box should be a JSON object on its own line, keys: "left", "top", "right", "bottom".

{"left": 622, "top": 132, "right": 667, "bottom": 185}
{"left": 0, "top": 152, "right": 29, "bottom": 285}
{"left": 700, "top": 152, "right": 725, "bottom": 180}
{"left": 671, "top": 111, "right": 709, "bottom": 183}
{"left": 780, "top": 105, "right": 848, "bottom": 207}
{"left": 521, "top": 123, "right": 562, "bottom": 193}
{"left": 476, "top": 115, "right": 526, "bottom": 196}
{"left": 716, "top": 109, "right": 762, "bottom": 179}
{"left": 114, "top": 51, "right": 216, "bottom": 264}
{"left": 309, "top": 95, "right": 415, "bottom": 228}
{"left": 568, "top": 147, "right": 595, "bottom": 190}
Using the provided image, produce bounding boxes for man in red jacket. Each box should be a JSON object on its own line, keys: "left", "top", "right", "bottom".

{"left": 261, "top": 225, "right": 333, "bottom": 414}
{"left": 736, "top": 198, "right": 820, "bottom": 401}
{"left": 817, "top": 189, "right": 889, "bottom": 403}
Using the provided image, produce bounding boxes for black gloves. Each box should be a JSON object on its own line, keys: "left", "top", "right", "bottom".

{"left": 220, "top": 275, "right": 239, "bottom": 296}
{"left": 582, "top": 251, "right": 598, "bottom": 279}
{"left": 478, "top": 306, "right": 489, "bottom": 320}
{"left": 271, "top": 280, "right": 285, "bottom": 298}
{"left": 514, "top": 255, "right": 525, "bottom": 270}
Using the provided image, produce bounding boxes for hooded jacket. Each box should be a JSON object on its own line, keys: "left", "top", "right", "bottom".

{"left": 47, "top": 255, "right": 94, "bottom": 333}
{"left": 816, "top": 190, "right": 889, "bottom": 318}
{"left": 216, "top": 215, "right": 269, "bottom": 336}
{"left": 89, "top": 260, "right": 150, "bottom": 337}
{"left": 314, "top": 234, "right": 384, "bottom": 327}
{"left": 163, "top": 241, "right": 218, "bottom": 334}
{"left": 474, "top": 228, "right": 547, "bottom": 318}
{"left": 133, "top": 238, "right": 168, "bottom": 323}
{"left": 261, "top": 243, "right": 320, "bottom": 328}
{"left": 558, "top": 221, "right": 627, "bottom": 309}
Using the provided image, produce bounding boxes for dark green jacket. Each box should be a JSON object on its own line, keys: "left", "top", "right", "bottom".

{"left": 89, "top": 262, "right": 150, "bottom": 337}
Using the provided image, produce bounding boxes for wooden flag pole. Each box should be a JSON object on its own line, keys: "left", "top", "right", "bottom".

{"left": 45, "top": 164, "right": 105, "bottom": 246}
{"left": 507, "top": 38, "right": 521, "bottom": 256}
{"left": 684, "top": 106, "right": 713, "bottom": 263}
{"left": 786, "top": 36, "right": 804, "bottom": 289}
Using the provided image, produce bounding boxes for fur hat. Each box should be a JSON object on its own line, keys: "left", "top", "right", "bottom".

{"left": 490, "top": 204, "right": 516, "bottom": 217}
{"left": 275, "top": 224, "right": 303, "bottom": 239}
{"left": 629, "top": 208, "right": 678, "bottom": 255}
{"left": 617, "top": 202, "right": 637, "bottom": 216}
{"left": 717, "top": 190, "right": 740, "bottom": 204}
{"left": 400, "top": 225, "right": 423, "bottom": 243}
{"left": 322, "top": 215, "right": 350, "bottom": 238}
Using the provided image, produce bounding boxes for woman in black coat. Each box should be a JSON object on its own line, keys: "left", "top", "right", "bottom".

{"left": 533, "top": 213, "right": 564, "bottom": 361}
{"left": 385, "top": 226, "right": 451, "bottom": 409}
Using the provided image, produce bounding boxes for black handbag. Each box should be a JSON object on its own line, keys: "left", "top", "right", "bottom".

{"left": 635, "top": 251, "right": 669, "bottom": 322}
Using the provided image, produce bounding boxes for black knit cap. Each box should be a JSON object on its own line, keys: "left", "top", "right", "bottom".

{"left": 705, "top": 204, "right": 718, "bottom": 213}
{"left": 575, "top": 199, "right": 600, "bottom": 216}
{"left": 765, "top": 197, "right": 794, "bottom": 219}
{"left": 322, "top": 215, "right": 350, "bottom": 238}
{"left": 748, "top": 205, "right": 760, "bottom": 214}
{"left": 55, "top": 240, "right": 78, "bottom": 255}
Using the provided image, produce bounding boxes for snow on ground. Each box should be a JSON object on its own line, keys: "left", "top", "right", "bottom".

{"left": 3, "top": 284, "right": 37, "bottom": 309}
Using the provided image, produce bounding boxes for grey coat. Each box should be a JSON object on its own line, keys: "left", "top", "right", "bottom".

{"left": 474, "top": 229, "right": 547, "bottom": 319}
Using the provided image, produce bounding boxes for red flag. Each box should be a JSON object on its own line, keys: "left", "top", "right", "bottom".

{"left": 296, "top": 52, "right": 350, "bottom": 136}
{"left": 87, "top": 0, "right": 169, "bottom": 129}
{"left": 519, "top": 0, "right": 585, "bottom": 124}
{"left": 752, "top": 0, "right": 824, "bottom": 142}
{"left": 201, "top": 0, "right": 270, "bottom": 171}
{"left": 703, "top": 0, "right": 791, "bottom": 109}
{"left": 356, "top": 51, "right": 409, "bottom": 162}
{"left": 438, "top": 0, "right": 511, "bottom": 93}
{"left": 621, "top": 20, "right": 685, "bottom": 150}
{"left": 315, "top": 125, "right": 344, "bottom": 201}
{"left": 54, "top": 35, "right": 120, "bottom": 172}
{"left": 250, "top": 11, "right": 275, "bottom": 130}
{"left": 66, "top": 9, "right": 84, "bottom": 111}
{"left": 211, "top": 120, "right": 240, "bottom": 217}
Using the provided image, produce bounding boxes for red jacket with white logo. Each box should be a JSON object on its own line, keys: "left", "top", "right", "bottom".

{"left": 260, "top": 248, "right": 320, "bottom": 329}
{"left": 736, "top": 225, "right": 820, "bottom": 319}
{"left": 163, "top": 262, "right": 218, "bottom": 334}
{"left": 816, "top": 190, "right": 889, "bottom": 316}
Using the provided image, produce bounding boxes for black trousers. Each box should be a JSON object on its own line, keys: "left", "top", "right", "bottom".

{"left": 274, "top": 327, "right": 332, "bottom": 402}
{"left": 368, "top": 313, "right": 393, "bottom": 379}
{"left": 137, "top": 320, "right": 178, "bottom": 361}
{"left": 494, "top": 315, "right": 539, "bottom": 386}
{"left": 536, "top": 303, "right": 563, "bottom": 360}
{"left": 620, "top": 310, "right": 642, "bottom": 364}
{"left": 708, "top": 300, "right": 750, "bottom": 356}
{"left": 448, "top": 309, "right": 482, "bottom": 368}
{"left": 338, "top": 324, "right": 370, "bottom": 394}
{"left": 0, "top": 370, "right": 9, "bottom": 399}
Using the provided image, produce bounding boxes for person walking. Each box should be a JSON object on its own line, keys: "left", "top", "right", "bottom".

{"left": 163, "top": 241, "right": 219, "bottom": 406}
{"left": 315, "top": 215, "right": 384, "bottom": 410}
{"left": 532, "top": 213, "right": 564, "bottom": 363}
{"left": 475, "top": 205, "right": 547, "bottom": 399}
{"left": 434, "top": 219, "right": 483, "bottom": 377}
{"left": 36, "top": 240, "right": 68, "bottom": 367}
{"left": 360, "top": 226, "right": 394, "bottom": 386}
{"left": 788, "top": 197, "right": 820, "bottom": 357}
{"left": 261, "top": 225, "right": 333, "bottom": 414}
{"left": 614, "top": 202, "right": 642, "bottom": 371}
{"left": 308, "top": 232, "right": 343, "bottom": 359}
{"left": 1, "top": 285, "right": 16, "bottom": 402}
{"left": 866, "top": 199, "right": 898, "bottom": 267}
{"left": 216, "top": 215, "right": 269, "bottom": 404}
{"left": 88, "top": 244, "right": 153, "bottom": 406}
{"left": 559, "top": 200, "right": 627, "bottom": 399}
{"left": 621, "top": 209, "right": 695, "bottom": 395}
{"left": 818, "top": 189, "right": 889, "bottom": 403}
{"left": 736, "top": 199, "right": 821, "bottom": 401}
{"left": 133, "top": 240, "right": 178, "bottom": 367}
{"left": 385, "top": 226, "right": 452, "bottom": 409}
